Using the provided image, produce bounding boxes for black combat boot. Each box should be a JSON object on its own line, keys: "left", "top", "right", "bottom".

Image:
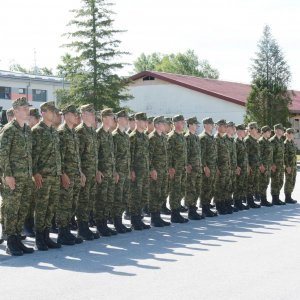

{"left": 171, "top": 209, "right": 189, "bottom": 223}
{"left": 234, "top": 198, "right": 247, "bottom": 211}
{"left": 158, "top": 213, "right": 171, "bottom": 226}
{"left": 6, "top": 235, "right": 23, "bottom": 256}
{"left": 285, "top": 193, "right": 297, "bottom": 204}
{"left": 254, "top": 193, "right": 261, "bottom": 202}
{"left": 68, "top": 226, "right": 84, "bottom": 244}
{"left": 50, "top": 215, "right": 58, "bottom": 234}
{"left": 225, "top": 200, "right": 234, "bottom": 214}
{"left": 113, "top": 216, "right": 127, "bottom": 233}
{"left": 23, "top": 217, "right": 35, "bottom": 238}
{"left": 35, "top": 231, "right": 48, "bottom": 251}
{"left": 272, "top": 195, "right": 286, "bottom": 206}
{"left": 179, "top": 205, "right": 188, "bottom": 213}
{"left": 77, "top": 221, "right": 94, "bottom": 241}
{"left": 131, "top": 215, "right": 143, "bottom": 230}
{"left": 138, "top": 216, "right": 151, "bottom": 229}
{"left": 247, "top": 195, "right": 261, "bottom": 208}
{"left": 0, "top": 224, "right": 7, "bottom": 244}
{"left": 44, "top": 228, "right": 61, "bottom": 249}
{"left": 69, "top": 215, "right": 78, "bottom": 230}
{"left": 161, "top": 202, "right": 171, "bottom": 215}
{"left": 201, "top": 204, "right": 218, "bottom": 217}
{"left": 58, "top": 227, "right": 76, "bottom": 245}
{"left": 188, "top": 206, "right": 204, "bottom": 220}
{"left": 142, "top": 205, "right": 151, "bottom": 217}
{"left": 16, "top": 234, "right": 34, "bottom": 254}
{"left": 215, "top": 201, "right": 228, "bottom": 215}
{"left": 123, "top": 209, "right": 131, "bottom": 220}
{"left": 150, "top": 212, "right": 164, "bottom": 227}
{"left": 96, "top": 220, "right": 112, "bottom": 237}
{"left": 260, "top": 195, "right": 273, "bottom": 207}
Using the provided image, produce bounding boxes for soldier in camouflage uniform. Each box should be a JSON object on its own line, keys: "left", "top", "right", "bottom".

{"left": 32, "top": 101, "right": 62, "bottom": 250}
{"left": 127, "top": 114, "right": 136, "bottom": 135}
{"left": 199, "top": 117, "right": 218, "bottom": 217}
{"left": 258, "top": 126, "right": 273, "bottom": 206}
{"left": 270, "top": 124, "right": 286, "bottom": 205}
{"left": 184, "top": 117, "right": 204, "bottom": 220}
{"left": 0, "top": 98, "right": 34, "bottom": 256}
{"left": 233, "top": 124, "right": 249, "bottom": 210}
{"left": 129, "top": 112, "right": 151, "bottom": 230}
{"left": 112, "top": 110, "right": 132, "bottom": 233}
{"left": 244, "top": 122, "right": 262, "bottom": 208}
{"left": 148, "top": 116, "right": 171, "bottom": 227}
{"left": 146, "top": 116, "right": 154, "bottom": 136}
{"left": 95, "top": 108, "right": 119, "bottom": 236}
{"left": 56, "top": 105, "right": 86, "bottom": 245}
{"left": 167, "top": 114, "right": 189, "bottom": 223}
{"left": 284, "top": 128, "right": 297, "bottom": 204}
{"left": 5, "top": 108, "right": 14, "bottom": 123}
{"left": 75, "top": 104, "right": 100, "bottom": 240}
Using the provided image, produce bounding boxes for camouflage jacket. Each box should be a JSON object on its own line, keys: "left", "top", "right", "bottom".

{"left": 225, "top": 135, "right": 237, "bottom": 168}
{"left": 75, "top": 122, "right": 98, "bottom": 176}
{"left": 112, "top": 128, "right": 130, "bottom": 175}
{"left": 149, "top": 130, "right": 168, "bottom": 172}
{"left": 58, "top": 123, "right": 81, "bottom": 176}
{"left": 284, "top": 139, "right": 297, "bottom": 167}
{"left": 185, "top": 131, "right": 202, "bottom": 172}
{"left": 235, "top": 137, "right": 248, "bottom": 168}
{"left": 270, "top": 135, "right": 284, "bottom": 165}
{"left": 167, "top": 130, "right": 187, "bottom": 170}
{"left": 215, "top": 133, "right": 231, "bottom": 167}
{"left": 0, "top": 120, "right": 32, "bottom": 177}
{"left": 32, "top": 121, "right": 61, "bottom": 176}
{"left": 258, "top": 137, "right": 273, "bottom": 167}
{"left": 199, "top": 131, "right": 217, "bottom": 168}
{"left": 244, "top": 135, "right": 261, "bottom": 167}
{"left": 130, "top": 130, "right": 149, "bottom": 172}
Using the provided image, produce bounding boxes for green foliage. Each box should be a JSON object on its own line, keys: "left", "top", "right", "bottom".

{"left": 9, "top": 63, "right": 54, "bottom": 76}
{"left": 133, "top": 50, "right": 219, "bottom": 79}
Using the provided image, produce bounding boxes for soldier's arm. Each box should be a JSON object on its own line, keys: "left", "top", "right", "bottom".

{"left": 0, "top": 129, "right": 14, "bottom": 177}
{"left": 167, "top": 135, "right": 175, "bottom": 169}
{"left": 58, "top": 131, "right": 67, "bottom": 174}
{"left": 148, "top": 136, "right": 155, "bottom": 171}
{"left": 130, "top": 134, "right": 136, "bottom": 171}
{"left": 32, "top": 128, "right": 41, "bottom": 175}
{"left": 200, "top": 137, "right": 207, "bottom": 167}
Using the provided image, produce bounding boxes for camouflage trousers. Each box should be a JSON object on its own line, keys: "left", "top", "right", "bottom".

{"left": 2, "top": 176, "right": 32, "bottom": 235}
{"left": 200, "top": 166, "right": 216, "bottom": 205}
{"left": 113, "top": 172, "right": 130, "bottom": 217}
{"left": 233, "top": 167, "right": 248, "bottom": 199}
{"left": 259, "top": 166, "right": 271, "bottom": 197}
{"left": 25, "top": 182, "right": 36, "bottom": 221}
{"left": 76, "top": 174, "right": 96, "bottom": 223}
{"left": 271, "top": 165, "right": 284, "bottom": 195}
{"left": 247, "top": 166, "right": 260, "bottom": 196}
{"left": 95, "top": 174, "right": 115, "bottom": 221}
{"left": 284, "top": 166, "right": 297, "bottom": 194}
{"left": 149, "top": 170, "right": 168, "bottom": 212}
{"left": 0, "top": 180, "right": 4, "bottom": 225}
{"left": 35, "top": 175, "right": 60, "bottom": 232}
{"left": 130, "top": 170, "right": 149, "bottom": 216}
{"left": 57, "top": 173, "right": 81, "bottom": 227}
{"left": 185, "top": 170, "right": 201, "bottom": 207}
{"left": 214, "top": 165, "right": 231, "bottom": 203}
{"left": 169, "top": 168, "right": 186, "bottom": 210}
{"left": 226, "top": 166, "right": 236, "bottom": 200}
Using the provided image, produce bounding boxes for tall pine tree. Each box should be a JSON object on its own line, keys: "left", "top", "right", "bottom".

{"left": 58, "top": 0, "right": 131, "bottom": 110}
{"left": 246, "top": 25, "right": 292, "bottom": 127}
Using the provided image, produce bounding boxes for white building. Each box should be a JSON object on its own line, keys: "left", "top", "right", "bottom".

{"left": 126, "top": 71, "right": 300, "bottom": 147}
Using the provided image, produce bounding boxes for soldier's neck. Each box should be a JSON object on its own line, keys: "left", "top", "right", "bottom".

{"left": 15, "top": 118, "right": 26, "bottom": 128}
{"left": 43, "top": 119, "right": 52, "bottom": 128}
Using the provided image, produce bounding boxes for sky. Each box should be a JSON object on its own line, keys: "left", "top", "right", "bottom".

{"left": 1, "top": 0, "right": 300, "bottom": 89}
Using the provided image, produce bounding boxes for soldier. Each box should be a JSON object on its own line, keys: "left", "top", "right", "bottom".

{"left": 146, "top": 116, "right": 154, "bottom": 135}
{"left": 214, "top": 119, "right": 232, "bottom": 215}
{"left": 28, "top": 108, "right": 41, "bottom": 128}
{"left": 75, "top": 104, "right": 100, "bottom": 240}
{"left": 148, "top": 116, "right": 171, "bottom": 227}
{"left": 233, "top": 124, "right": 249, "bottom": 210}
{"left": 129, "top": 112, "right": 151, "bottom": 230}
{"left": 32, "top": 101, "right": 62, "bottom": 250}
{"left": 167, "top": 114, "right": 189, "bottom": 223}
{"left": 270, "top": 124, "right": 286, "bottom": 205}
{"left": 244, "top": 122, "right": 262, "bottom": 208}
{"left": 199, "top": 118, "right": 218, "bottom": 217}
{"left": 284, "top": 128, "right": 297, "bottom": 204}
{"left": 258, "top": 126, "right": 273, "bottom": 206}
{"left": 95, "top": 108, "right": 119, "bottom": 236}
{"left": 53, "top": 108, "right": 63, "bottom": 129}
{"left": 184, "top": 117, "right": 204, "bottom": 220}
{"left": 56, "top": 105, "right": 86, "bottom": 245}
{"left": 0, "top": 98, "right": 34, "bottom": 256}
{"left": 5, "top": 108, "right": 14, "bottom": 123}
{"left": 127, "top": 114, "right": 136, "bottom": 135}
{"left": 112, "top": 110, "right": 132, "bottom": 233}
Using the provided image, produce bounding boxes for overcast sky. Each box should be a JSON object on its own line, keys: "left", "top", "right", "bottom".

{"left": 1, "top": 0, "right": 299, "bottom": 89}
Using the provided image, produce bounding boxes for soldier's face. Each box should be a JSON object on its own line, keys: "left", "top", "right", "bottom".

{"left": 155, "top": 122, "right": 165, "bottom": 132}
{"left": 28, "top": 116, "right": 39, "bottom": 128}
{"left": 14, "top": 106, "right": 30, "bottom": 121}
{"left": 42, "top": 110, "right": 55, "bottom": 123}
{"left": 287, "top": 133, "right": 294, "bottom": 140}
{"left": 218, "top": 125, "right": 227, "bottom": 134}
{"left": 118, "top": 117, "right": 128, "bottom": 129}
{"left": 275, "top": 129, "right": 283, "bottom": 137}
{"left": 264, "top": 131, "right": 271, "bottom": 139}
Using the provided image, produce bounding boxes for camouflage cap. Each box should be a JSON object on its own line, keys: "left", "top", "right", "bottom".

{"left": 135, "top": 112, "right": 147, "bottom": 121}
{"left": 80, "top": 103, "right": 95, "bottom": 114}
{"left": 202, "top": 117, "right": 214, "bottom": 125}
{"left": 147, "top": 116, "right": 154, "bottom": 123}
{"left": 236, "top": 124, "right": 246, "bottom": 131}
{"left": 247, "top": 122, "right": 258, "bottom": 129}
{"left": 29, "top": 108, "right": 41, "bottom": 119}
{"left": 6, "top": 108, "right": 14, "bottom": 118}
{"left": 172, "top": 114, "right": 185, "bottom": 123}
{"left": 40, "top": 101, "right": 56, "bottom": 112}
{"left": 227, "top": 121, "right": 235, "bottom": 127}
{"left": 128, "top": 114, "right": 135, "bottom": 121}
{"left": 153, "top": 116, "right": 166, "bottom": 124}
{"left": 186, "top": 116, "right": 200, "bottom": 125}
{"left": 286, "top": 128, "right": 295, "bottom": 134}
{"left": 274, "top": 123, "right": 284, "bottom": 130}
{"left": 54, "top": 107, "right": 62, "bottom": 115}
{"left": 61, "top": 104, "right": 79, "bottom": 115}
{"left": 215, "top": 119, "right": 227, "bottom": 126}
{"left": 101, "top": 108, "right": 114, "bottom": 118}
{"left": 116, "top": 110, "right": 129, "bottom": 118}
{"left": 12, "top": 97, "right": 32, "bottom": 109}
{"left": 165, "top": 117, "right": 173, "bottom": 124}
{"left": 261, "top": 125, "right": 271, "bottom": 133}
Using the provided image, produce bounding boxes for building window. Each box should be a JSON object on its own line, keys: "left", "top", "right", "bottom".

{"left": 0, "top": 87, "right": 11, "bottom": 99}
{"left": 143, "top": 76, "right": 155, "bottom": 81}
{"left": 32, "top": 89, "right": 47, "bottom": 102}
{"left": 18, "top": 88, "right": 26, "bottom": 94}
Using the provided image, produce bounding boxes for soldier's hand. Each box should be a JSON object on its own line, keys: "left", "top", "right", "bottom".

{"left": 114, "top": 173, "right": 120, "bottom": 184}
{"left": 61, "top": 173, "right": 71, "bottom": 189}
{"left": 80, "top": 172, "right": 86, "bottom": 187}
{"left": 186, "top": 165, "right": 192, "bottom": 174}
{"left": 236, "top": 167, "right": 241, "bottom": 176}
{"left": 204, "top": 166, "right": 210, "bottom": 177}
{"left": 5, "top": 176, "right": 16, "bottom": 190}
{"left": 150, "top": 170, "right": 157, "bottom": 180}
{"left": 271, "top": 164, "right": 277, "bottom": 173}
{"left": 286, "top": 166, "right": 292, "bottom": 174}
{"left": 259, "top": 165, "right": 265, "bottom": 173}
{"left": 131, "top": 171, "right": 136, "bottom": 182}
{"left": 34, "top": 174, "right": 43, "bottom": 189}
{"left": 168, "top": 168, "right": 176, "bottom": 179}
{"left": 96, "top": 171, "right": 104, "bottom": 184}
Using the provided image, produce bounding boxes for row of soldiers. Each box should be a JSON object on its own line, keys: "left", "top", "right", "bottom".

{"left": 0, "top": 97, "right": 298, "bottom": 256}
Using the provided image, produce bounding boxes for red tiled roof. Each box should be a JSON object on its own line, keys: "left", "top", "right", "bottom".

{"left": 129, "top": 71, "right": 300, "bottom": 114}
